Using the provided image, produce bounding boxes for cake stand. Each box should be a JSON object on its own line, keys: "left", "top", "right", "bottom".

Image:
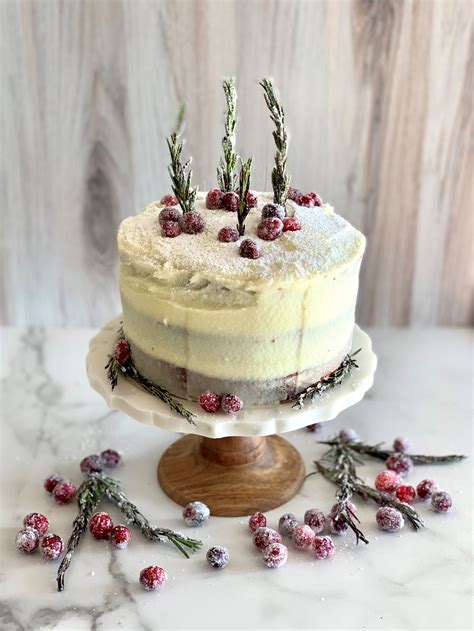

{"left": 87, "top": 316, "right": 377, "bottom": 516}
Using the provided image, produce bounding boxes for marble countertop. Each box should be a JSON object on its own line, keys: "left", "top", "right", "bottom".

{"left": 1, "top": 327, "right": 472, "bottom": 631}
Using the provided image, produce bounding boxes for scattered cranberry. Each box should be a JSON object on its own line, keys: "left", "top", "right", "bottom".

{"left": 417, "top": 479, "right": 439, "bottom": 500}
{"left": 80, "top": 454, "right": 105, "bottom": 474}
{"left": 223, "top": 191, "right": 239, "bottom": 212}
{"left": 328, "top": 515, "right": 349, "bottom": 535}
{"left": 206, "top": 188, "right": 224, "bottom": 209}
{"left": 308, "top": 192, "right": 322, "bottom": 206}
{"left": 52, "top": 480, "right": 77, "bottom": 505}
{"left": 206, "top": 545, "right": 230, "bottom": 569}
{"left": 23, "top": 512, "right": 49, "bottom": 536}
{"left": 256, "top": 217, "right": 283, "bottom": 241}
{"left": 329, "top": 501, "right": 357, "bottom": 518}
{"left": 248, "top": 512, "right": 267, "bottom": 532}
{"left": 312, "top": 535, "right": 335, "bottom": 559}
{"left": 44, "top": 473, "right": 62, "bottom": 494}
{"left": 221, "top": 394, "right": 243, "bottom": 415}
{"left": 101, "top": 449, "right": 121, "bottom": 468}
{"left": 292, "top": 524, "right": 315, "bottom": 550}
{"left": 198, "top": 391, "right": 222, "bottom": 413}
{"left": 393, "top": 436, "right": 411, "bottom": 453}
{"left": 261, "top": 203, "right": 285, "bottom": 221}
{"left": 339, "top": 428, "right": 359, "bottom": 444}
{"left": 139, "top": 565, "right": 167, "bottom": 591}
{"left": 16, "top": 527, "right": 39, "bottom": 554}
{"left": 246, "top": 191, "right": 258, "bottom": 208}
{"left": 374, "top": 470, "right": 401, "bottom": 494}
{"left": 160, "top": 194, "right": 178, "bottom": 206}
{"left": 180, "top": 211, "right": 205, "bottom": 234}
{"left": 239, "top": 239, "right": 260, "bottom": 259}
{"left": 41, "top": 534, "right": 64, "bottom": 560}
{"left": 161, "top": 220, "right": 182, "bottom": 238}
{"left": 282, "top": 216, "right": 302, "bottom": 232}
{"left": 159, "top": 206, "right": 181, "bottom": 225}
{"left": 110, "top": 524, "right": 131, "bottom": 549}
{"left": 113, "top": 339, "right": 131, "bottom": 366}
{"left": 278, "top": 513, "right": 298, "bottom": 538}
{"left": 263, "top": 543, "right": 288, "bottom": 568}
{"left": 299, "top": 194, "right": 315, "bottom": 207}
{"left": 287, "top": 187, "right": 301, "bottom": 202}
{"left": 395, "top": 485, "right": 416, "bottom": 503}
{"left": 306, "top": 423, "right": 321, "bottom": 433}
{"left": 376, "top": 506, "right": 405, "bottom": 532}
{"left": 386, "top": 453, "right": 413, "bottom": 476}
{"left": 89, "top": 511, "right": 114, "bottom": 540}
{"left": 253, "top": 527, "right": 281, "bottom": 550}
{"left": 218, "top": 226, "right": 239, "bottom": 243}
{"left": 431, "top": 491, "right": 453, "bottom": 513}
{"left": 304, "top": 508, "right": 325, "bottom": 533}
{"left": 183, "top": 501, "right": 210, "bottom": 527}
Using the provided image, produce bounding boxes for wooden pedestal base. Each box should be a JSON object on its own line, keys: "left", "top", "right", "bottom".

{"left": 157, "top": 434, "right": 305, "bottom": 517}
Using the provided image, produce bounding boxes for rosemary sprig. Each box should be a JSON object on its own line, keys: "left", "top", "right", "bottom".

{"left": 236, "top": 158, "right": 253, "bottom": 236}
{"left": 166, "top": 103, "right": 197, "bottom": 213}
{"left": 260, "top": 78, "right": 291, "bottom": 207}
{"left": 217, "top": 78, "right": 239, "bottom": 192}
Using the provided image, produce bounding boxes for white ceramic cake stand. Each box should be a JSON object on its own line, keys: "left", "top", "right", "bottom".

{"left": 86, "top": 316, "right": 377, "bottom": 516}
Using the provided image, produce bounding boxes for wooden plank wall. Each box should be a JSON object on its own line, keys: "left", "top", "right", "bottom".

{"left": 1, "top": 0, "right": 472, "bottom": 327}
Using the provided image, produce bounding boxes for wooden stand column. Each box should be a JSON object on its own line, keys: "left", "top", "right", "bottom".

{"left": 157, "top": 434, "right": 305, "bottom": 517}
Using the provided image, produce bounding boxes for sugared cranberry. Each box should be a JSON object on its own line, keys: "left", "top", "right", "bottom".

{"left": 159, "top": 206, "right": 181, "bottom": 225}
{"left": 52, "top": 480, "right": 77, "bottom": 505}
{"left": 312, "top": 535, "right": 335, "bottom": 559}
{"left": 417, "top": 479, "right": 439, "bottom": 500}
{"left": 248, "top": 512, "right": 267, "bottom": 532}
{"left": 253, "top": 527, "right": 281, "bottom": 550}
{"left": 139, "top": 565, "right": 167, "bottom": 591}
{"left": 246, "top": 191, "right": 258, "bottom": 208}
{"left": 180, "top": 211, "right": 205, "bottom": 234}
{"left": 16, "top": 527, "right": 39, "bottom": 554}
{"left": 304, "top": 508, "right": 325, "bottom": 533}
{"left": 431, "top": 491, "right": 453, "bottom": 513}
{"left": 329, "top": 515, "right": 349, "bottom": 535}
{"left": 100, "top": 449, "right": 121, "bottom": 468}
{"left": 206, "top": 188, "right": 224, "bottom": 209}
{"left": 80, "top": 454, "right": 105, "bottom": 474}
{"left": 306, "top": 423, "right": 322, "bottom": 433}
{"left": 339, "top": 428, "right": 359, "bottom": 444}
{"left": 41, "top": 533, "right": 64, "bottom": 560}
{"left": 110, "top": 524, "right": 131, "bottom": 549}
{"left": 23, "top": 512, "right": 49, "bottom": 536}
{"left": 183, "top": 501, "right": 210, "bottom": 527}
{"left": 308, "top": 192, "right": 322, "bottom": 206}
{"left": 329, "top": 501, "right": 357, "bottom": 517}
{"left": 263, "top": 542, "right": 288, "bottom": 568}
{"left": 239, "top": 239, "right": 260, "bottom": 259}
{"left": 292, "top": 524, "right": 315, "bottom": 550}
{"left": 161, "top": 220, "right": 182, "bottom": 238}
{"left": 261, "top": 203, "right": 285, "bottom": 221}
{"left": 287, "top": 187, "right": 301, "bottom": 202}
{"left": 393, "top": 436, "right": 411, "bottom": 453}
{"left": 89, "top": 511, "right": 114, "bottom": 540}
{"left": 299, "top": 194, "right": 315, "bottom": 207}
{"left": 278, "top": 513, "right": 298, "bottom": 538}
{"left": 44, "top": 473, "right": 62, "bottom": 494}
{"left": 282, "top": 216, "right": 302, "bottom": 232}
{"left": 376, "top": 506, "right": 404, "bottom": 532}
{"left": 223, "top": 191, "right": 239, "bottom": 212}
{"left": 218, "top": 226, "right": 239, "bottom": 243}
{"left": 113, "top": 339, "right": 131, "bottom": 366}
{"left": 198, "top": 391, "right": 222, "bottom": 413}
{"left": 257, "top": 217, "right": 283, "bottom": 241}
{"left": 221, "top": 394, "right": 243, "bottom": 415}
{"left": 395, "top": 485, "right": 416, "bottom": 503}
{"left": 160, "top": 194, "right": 178, "bottom": 206}
{"left": 374, "top": 470, "right": 401, "bottom": 493}
{"left": 206, "top": 545, "right": 230, "bottom": 569}
{"left": 386, "top": 453, "right": 413, "bottom": 476}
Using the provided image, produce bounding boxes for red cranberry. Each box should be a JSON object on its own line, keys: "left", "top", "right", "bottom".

{"left": 89, "top": 511, "right": 114, "bottom": 540}
{"left": 221, "top": 394, "right": 243, "bottom": 414}
{"left": 139, "top": 565, "right": 167, "bottom": 591}
{"left": 23, "top": 512, "right": 49, "bottom": 536}
{"left": 395, "top": 485, "right": 416, "bottom": 503}
{"left": 282, "top": 216, "right": 302, "bottom": 232}
{"left": 263, "top": 542, "right": 288, "bottom": 568}
{"left": 161, "top": 221, "right": 182, "bottom": 238}
{"left": 248, "top": 512, "right": 267, "bottom": 532}
{"left": 393, "top": 436, "right": 411, "bottom": 453}
{"left": 329, "top": 501, "right": 357, "bottom": 517}
{"left": 180, "top": 211, "right": 205, "bottom": 234}
{"left": 257, "top": 217, "right": 283, "bottom": 241}
{"left": 306, "top": 423, "right": 321, "bottom": 433}
{"left": 246, "top": 191, "right": 258, "bottom": 208}
{"left": 206, "top": 188, "right": 224, "bottom": 209}
{"left": 110, "top": 524, "right": 131, "bottom": 549}
{"left": 16, "top": 527, "right": 39, "bottom": 554}
{"left": 240, "top": 239, "right": 260, "bottom": 259}
{"left": 386, "top": 453, "right": 413, "bottom": 476}
{"left": 287, "top": 187, "right": 301, "bottom": 202}
{"left": 218, "top": 226, "right": 239, "bottom": 243}
{"left": 339, "top": 428, "right": 359, "bottom": 443}
{"left": 278, "top": 513, "right": 298, "bottom": 538}
{"left": 261, "top": 203, "right": 285, "bottom": 221}
{"left": 52, "top": 480, "right": 77, "bottom": 505}
{"left": 308, "top": 192, "right": 322, "bottom": 206}
{"left": 431, "top": 491, "right": 453, "bottom": 513}
{"left": 222, "top": 191, "right": 239, "bottom": 212}
{"left": 80, "top": 454, "right": 105, "bottom": 474}
{"left": 292, "top": 524, "right": 315, "bottom": 550}
{"left": 198, "top": 391, "right": 222, "bottom": 413}
{"left": 253, "top": 527, "right": 281, "bottom": 550}
{"left": 312, "top": 535, "right": 335, "bottom": 559}
{"left": 183, "top": 501, "right": 210, "bottom": 527}
{"left": 100, "top": 449, "right": 121, "bottom": 468}
{"left": 206, "top": 545, "right": 230, "bottom": 569}
{"left": 44, "top": 473, "right": 62, "bottom": 494}
{"left": 299, "top": 194, "right": 315, "bottom": 207}
{"left": 113, "top": 339, "right": 131, "bottom": 366}
{"left": 329, "top": 515, "right": 349, "bottom": 535}
{"left": 304, "top": 508, "right": 325, "bottom": 533}
{"left": 41, "top": 533, "right": 64, "bottom": 560}
{"left": 416, "top": 479, "right": 439, "bottom": 500}
{"left": 159, "top": 207, "right": 181, "bottom": 226}
{"left": 374, "top": 470, "right": 401, "bottom": 493}
{"left": 160, "top": 194, "right": 178, "bottom": 206}
{"left": 376, "top": 506, "right": 404, "bottom": 532}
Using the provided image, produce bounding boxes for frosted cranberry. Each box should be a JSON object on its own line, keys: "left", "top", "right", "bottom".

{"left": 257, "top": 217, "right": 283, "bottom": 241}
{"left": 100, "top": 449, "right": 121, "bottom": 468}
{"left": 206, "top": 188, "right": 224, "bottom": 209}
{"left": 159, "top": 206, "right": 181, "bottom": 225}
{"left": 376, "top": 506, "right": 404, "bottom": 532}
{"left": 417, "top": 479, "right": 439, "bottom": 500}
{"left": 16, "top": 527, "right": 39, "bottom": 554}
{"left": 44, "top": 473, "right": 62, "bottom": 494}
{"left": 308, "top": 192, "right": 322, "bottom": 206}
{"left": 113, "top": 339, "right": 131, "bottom": 366}
{"left": 221, "top": 394, "right": 243, "bottom": 414}
{"left": 393, "top": 436, "right": 411, "bottom": 453}
{"left": 180, "top": 211, "right": 205, "bottom": 234}
{"left": 329, "top": 515, "right": 349, "bottom": 535}
{"left": 183, "top": 501, "right": 210, "bottom": 527}
{"left": 240, "top": 239, "right": 260, "bottom": 259}
{"left": 110, "top": 525, "right": 131, "bottom": 549}
{"left": 246, "top": 191, "right": 258, "bottom": 208}
{"left": 375, "top": 470, "right": 401, "bottom": 493}
{"left": 299, "top": 194, "right": 315, "bottom": 207}
{"left": 386, "top": 453, "right": 413, "bottom": 476}
{"left": 80, "top": 454, "right": 105, "bottom": 474}
{"left": 206, "top": 545, "right": 230, "bottom": 569}
{"left": 431, "top": 491, "right": 453, "bottom": 513}
{"left": 161, "top": 221, "right": 182, "bottom": 238}
{"left": 248, "top": 512, "right": 267, "bottom": 532}
{"left": 263, "top": 543, "right": 288, "bottom": 568}
{"left": 292, "top": 524, "right": 315, "bottom": 550}
{"left": 287, "top": 187, "right": 301, "bottom": 202}
{"left": 304, "top": 508, "right": 325, "bottom": 533}
{"left": 282, "top": 216, "right": 302, "bottom": 232}
{"left": 41, "top": 533, "right": 64, "bottom": 560}
{"left": 223, "top": 191, "right": 239, "bottom": 212}
{"left": 329, "top": 501, "right": 357, "bottom": 517}
{"left": 395, "top": 485, "right": 416, "bottom": 503}
{"left": 23, "top": 512, "right": 49, "bottom": 536}
{"left": 339, "top": 428, "right": 359, "bottom": 444}
{"left": 198, "top": 391, "right": 222, "bottom": 413}
{"left": 253, "top": 527, "right": 281, "bottom": 550}
{"left": 89, "top": 512, "right": 113, "bottom": 540}
{"left": 261, "top": 203, "right": 285, "bottom": 221}
{"left": 278, "top": 513, "right": 298, "bottom": 538}
{"left": 218, "top": 226, "right": 239, "bottom": 243}
{"left": 312, "top": 535, "right": 335, "bottom": 559}
{"left": 53, "top": 480, "right": 77, "bottom": 505}
{"left": 160, "top": 194, "right": 178, "bottom": 206}
{"left": 139, "top": 565, "right": 167, "bottom": 591}
{"left": 306, "top": 423, "right": 322, "bottom": 433}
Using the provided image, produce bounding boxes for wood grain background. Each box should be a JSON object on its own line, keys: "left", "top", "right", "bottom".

{"left": 1, "top": 0, "right": 472, "bottom": 327}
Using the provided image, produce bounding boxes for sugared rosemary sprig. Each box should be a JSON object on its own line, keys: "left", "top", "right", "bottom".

{"left": 217, "top": 78, "right": 239, "bottom": 192}
{"left": 166, "top": 103, "right": 197, "bottom": 213}
{"left": 260, "top": 78, "right": 291, "bottom": 207}
{"left": 236, "top": 157, "right": 253, "bottom": 236}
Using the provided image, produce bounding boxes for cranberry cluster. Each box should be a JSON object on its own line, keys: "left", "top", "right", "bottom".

{"left": 158, "top": 194, "right": 206, "bottom": 238}
{"left": 206, "top": 188, "right": 258, "bottom": 212}
{"left": 198, "top": 391, "right": 243, "bottom": 415}
{"left": 288, "top": 187, "right": 322, "bottom": 207}
{"left": 79, "top": 448, "right": 121, "bottom": 475}
{"left": 89, "top": 511, "right": 131, "bottom": 549}
{"left": 15, "top": 512, "right": 64, "bottom": 560}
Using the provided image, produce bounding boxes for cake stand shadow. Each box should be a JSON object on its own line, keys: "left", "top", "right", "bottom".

{"left": 86, "top": 316, "right": 377, "bottom": 516}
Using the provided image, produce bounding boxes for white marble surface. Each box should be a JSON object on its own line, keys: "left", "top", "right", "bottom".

{"left": 1, "top": 328, "right": 472, "bottom": 631}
